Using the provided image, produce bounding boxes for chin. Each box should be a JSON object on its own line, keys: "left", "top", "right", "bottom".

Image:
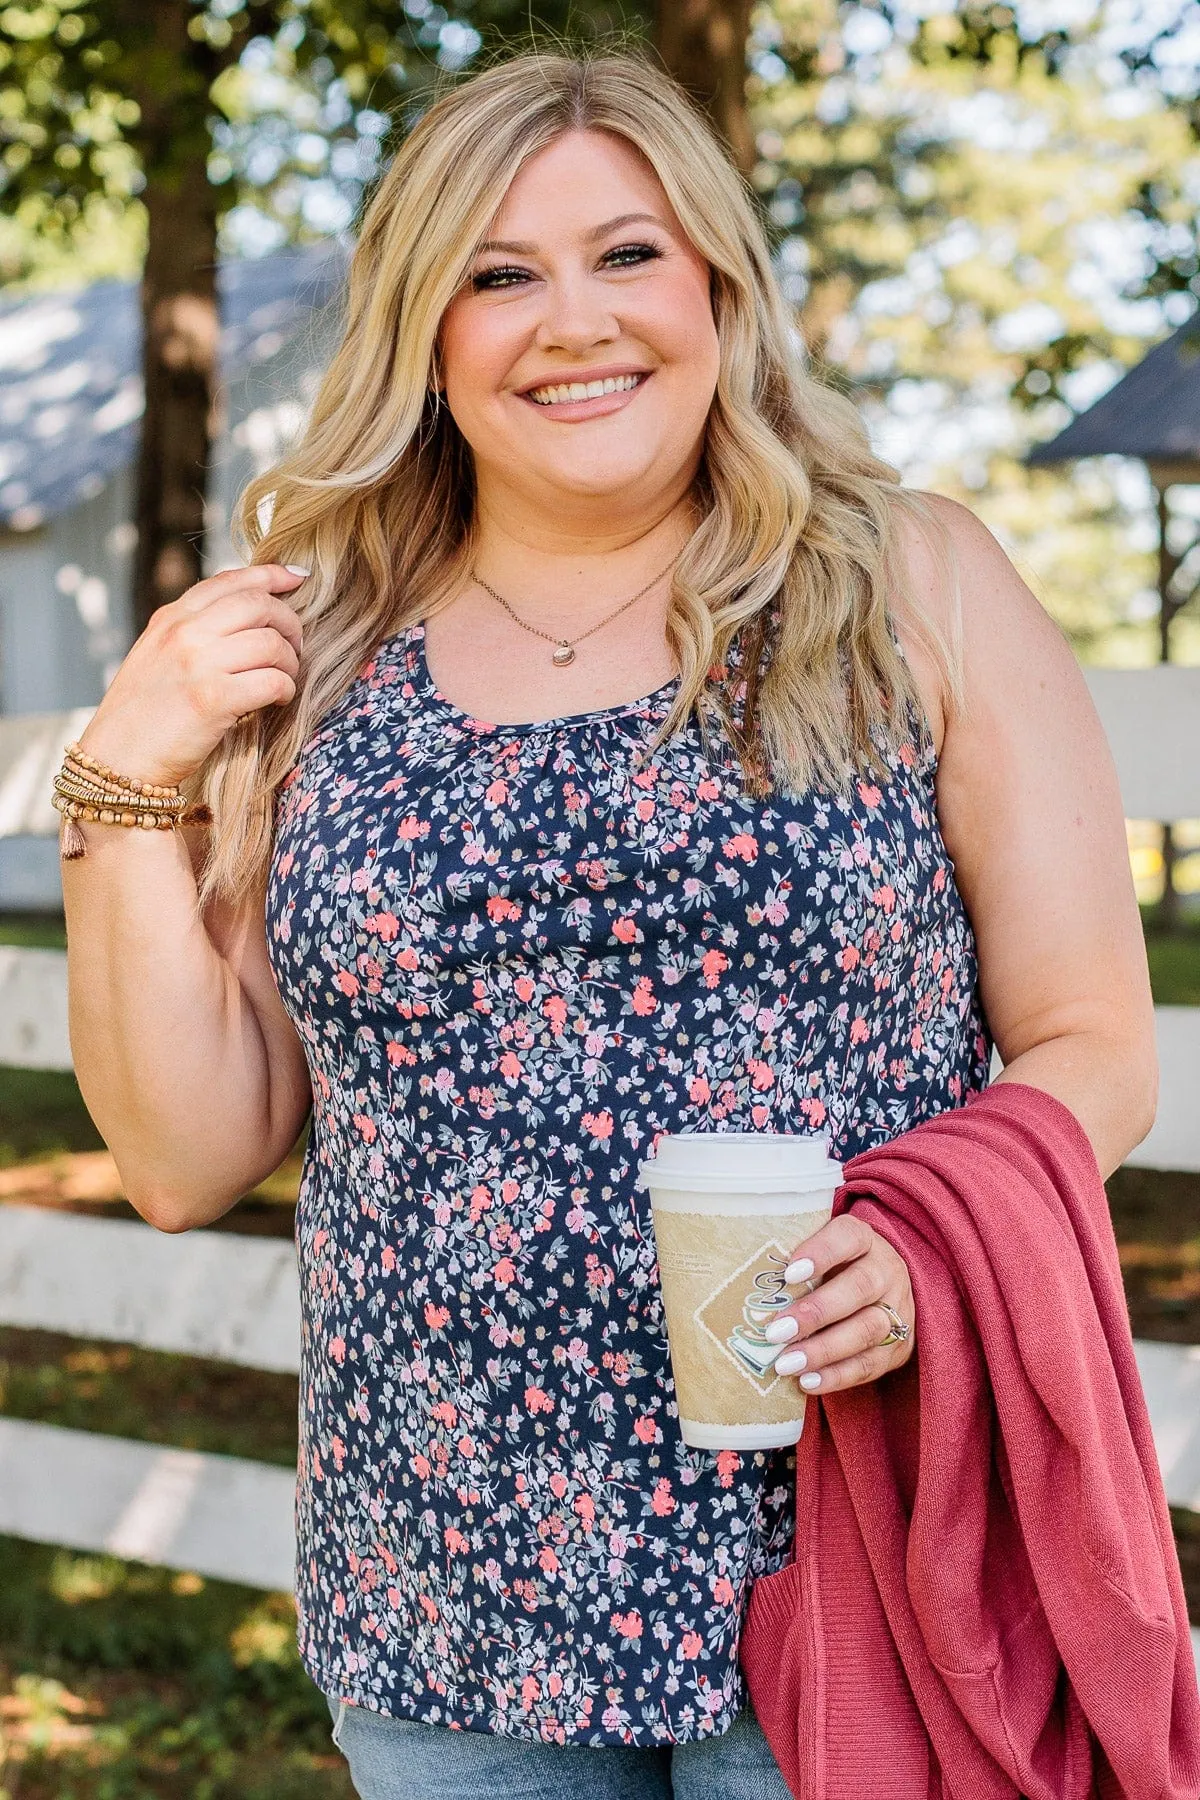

{"left": 535, "top": 454, "right": 663, "bottom": 497}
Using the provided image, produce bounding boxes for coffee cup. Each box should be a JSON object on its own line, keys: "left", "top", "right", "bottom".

{"left": 637, "top": 1131, "right": 843, "bottom": 1450}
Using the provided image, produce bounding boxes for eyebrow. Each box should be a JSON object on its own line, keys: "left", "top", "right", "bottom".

{"left": 475, "top": 212, "right": 671, "bottom": 256}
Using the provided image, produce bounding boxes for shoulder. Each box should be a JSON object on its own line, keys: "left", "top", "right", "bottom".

{"left": 884, "top": 489, "right": 1081, "bottom": 760}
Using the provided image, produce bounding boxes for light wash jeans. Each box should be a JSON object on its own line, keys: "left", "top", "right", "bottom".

{"left": 323, "top": 1690, "right": 792, "bottom": 1800}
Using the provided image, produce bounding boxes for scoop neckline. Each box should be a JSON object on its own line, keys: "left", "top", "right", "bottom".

{"left": 404, "top": 620, "right": 682, "bottom": 734}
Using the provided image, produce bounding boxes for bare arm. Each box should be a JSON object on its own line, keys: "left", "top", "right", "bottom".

{"left": 897, "top": 492, "right": 1157, "bottom": 1180}
{"left": 752, "top": 496, "right": 1158, "bottom": 1403}
{"left": 62, "top": 824, "right": 311, "bottom": 1230}
{"left": 61, "top": 563, "right": 313, "bottom": 1231}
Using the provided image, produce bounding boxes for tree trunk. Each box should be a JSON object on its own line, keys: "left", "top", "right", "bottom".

{"left": 654, "top": 0, "right": 755, "bottom": 177}
{"left": 1160, "top": 824, "right": 1181, "bottom": 931}
{"left": 120, "top": 0, "right": 228, "bottom": 636}
{"left": 130, "top": 163, "right": 221, "bottom": 636}
{"left": 1155, "top": 482, "right": 1184, "bottom": 932}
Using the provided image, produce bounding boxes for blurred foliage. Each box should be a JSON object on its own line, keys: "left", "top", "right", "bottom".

{"left": 747, "top": 3, "right": 1200, "bottom": 656}
{"left": 0, "top": 0, "right": 651, "bottom": 287}
{"left": 0, "top": 1, "right": 1198, "bottom": 648}
{"left": 0, "top": 910, "right": 66, "bottom": 947}
{"left": 0, "top": 1537, "right": 353, "bottom": 1797}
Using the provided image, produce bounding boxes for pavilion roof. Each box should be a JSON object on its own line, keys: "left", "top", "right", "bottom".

{"left": 1025, "top": 309, "right": 1200, "bottom": 476}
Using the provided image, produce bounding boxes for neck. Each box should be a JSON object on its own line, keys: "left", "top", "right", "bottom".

{"left": 467, "top": 481, "right": 699, "bottom": 612}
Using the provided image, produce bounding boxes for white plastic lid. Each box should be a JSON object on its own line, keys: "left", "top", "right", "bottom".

{"left": 637, "top": 1129, "right": 842, "bottom": 1195}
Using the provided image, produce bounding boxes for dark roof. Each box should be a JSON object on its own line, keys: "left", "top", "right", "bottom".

{"left": 0, "top": 243, "right": 349, "bottom": 531}
{"left": 1025, "top": 308, "right": 1200, "bottom": 470}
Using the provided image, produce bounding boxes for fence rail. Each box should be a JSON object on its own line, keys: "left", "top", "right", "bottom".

{"left": 0, "top": 1203, "right": 300, "bottom": 1370}
{"left": 8, "top": 942, "right": 1200, "bottom": 1168}
{"left": 0, "top": 1416, "right": 296, "bottom": 1591}
{"left": 1083, "top": 666, "right": 1200, "bottom": 820}
{"left": 2, "top": 665, "right": 1199, "bottom": 842}
{"left": 0, "top": 1195, "right": 1195, "bottom": 1686}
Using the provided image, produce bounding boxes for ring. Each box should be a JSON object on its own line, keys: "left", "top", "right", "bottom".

{"left": 876, "top": 1300, "right": 911, "bottom": 1347}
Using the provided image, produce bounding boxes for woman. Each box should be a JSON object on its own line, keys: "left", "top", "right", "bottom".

{"left": 58, "top": 46, "right": 1156, "bottom": 1800}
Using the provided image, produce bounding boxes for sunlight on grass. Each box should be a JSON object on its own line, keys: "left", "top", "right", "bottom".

{"left": 48, "top": 1554, "right": 127, "bottom": 1607}
{"left": 0, "top": 1540, "right": 353, "bottom": 1799}
{"left": 230, "top": 1602, "right": 298, "bottom": 1670}
{"left": 0, "top": 1671, "right": 101, "bottom": 1753}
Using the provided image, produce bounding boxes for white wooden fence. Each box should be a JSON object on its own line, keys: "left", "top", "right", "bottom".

{"left": 0, "top": 674, "right": 1198, "bottom": 1676}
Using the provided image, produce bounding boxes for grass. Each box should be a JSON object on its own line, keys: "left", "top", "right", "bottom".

{"left": 1141, "top": 913, "right": 1200, "bottom": 1007}
{"left": 0, "top": 1331, "right": 298, "bottom": 1468}
{"left": 0, "top": 1537, "right": 353, "bottom": 1799}
{"left": 0, "top": 912, "right": 66, "bottom": 951}
{"left": 0, "top": 1328, "right": 317, "bottom": 1795}
{"left": 1173, "top": 1507, "right": 1200, "bottom": 1628}
{"left": 0, "top": 1069, "right": 106, "bottom": 1170}
{"left": 1106, "top": 1164, "right": 1200, "bottom": 1342}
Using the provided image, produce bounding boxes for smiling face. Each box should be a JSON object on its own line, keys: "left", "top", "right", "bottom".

{"left": 436, "top": 128, "right": 721, "bottom": 522}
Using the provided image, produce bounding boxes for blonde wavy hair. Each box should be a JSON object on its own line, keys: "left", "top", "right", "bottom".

{"left": 192, "top": 43, "right": 963, "bottom": 912}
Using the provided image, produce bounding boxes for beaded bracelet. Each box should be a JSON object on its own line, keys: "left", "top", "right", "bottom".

{"left": 52, "top": 741, "right": 212, "bottom": 861}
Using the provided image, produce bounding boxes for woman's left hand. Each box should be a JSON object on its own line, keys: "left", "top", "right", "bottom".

{"left": 766, "top": 1212, "right": 916, "bottom": 1392}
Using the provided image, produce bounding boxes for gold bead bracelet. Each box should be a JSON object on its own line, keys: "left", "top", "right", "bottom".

{"left": 52, "top": 794, "right": 177, "bottom": 830}
{"left": 52, "top": 745, "right": 211, "bottom": 860}
{"left": 53, "top": 770, "right": 186, "bottom": 814}
{"left": 64, "top": 741, "right": 180, "bottom": 799}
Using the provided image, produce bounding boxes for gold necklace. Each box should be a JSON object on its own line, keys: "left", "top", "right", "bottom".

{"left": 471, "top": 553, "right": 679, "bottom": 666}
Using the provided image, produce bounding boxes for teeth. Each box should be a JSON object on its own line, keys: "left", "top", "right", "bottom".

{"left": 527, "top": 372, "right": 643, "bottom": 405}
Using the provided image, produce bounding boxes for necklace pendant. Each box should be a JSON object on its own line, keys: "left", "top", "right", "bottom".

{"left": 552, "top": 643, "right": 576, "bottom": 667}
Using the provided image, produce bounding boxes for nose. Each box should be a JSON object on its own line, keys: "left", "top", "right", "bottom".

{"left": 534, "top": 270, "right": 620, "bottom": 354}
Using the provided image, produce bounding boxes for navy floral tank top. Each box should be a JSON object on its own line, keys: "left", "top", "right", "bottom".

{"left": 265, "top": 617, "right": 993, "bottom": 1746}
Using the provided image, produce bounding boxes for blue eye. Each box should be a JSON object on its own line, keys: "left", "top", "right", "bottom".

{"left": 470, "top": 242, "right": 664, "bottom": 291}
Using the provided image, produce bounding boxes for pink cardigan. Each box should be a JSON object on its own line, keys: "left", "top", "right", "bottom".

{"left": 738, "top": 1080, "right": 1200, "bottom": 1798}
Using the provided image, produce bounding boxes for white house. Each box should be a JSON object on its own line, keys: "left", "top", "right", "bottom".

{"left": 0, "top": 242, "right": 348, "bottom": 908}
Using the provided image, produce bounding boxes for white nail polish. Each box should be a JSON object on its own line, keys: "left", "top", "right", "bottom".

{"left": 285, "top": 564, "right": 311, "bottom": 576}
{"left": 798, "top": 1372, "right": 822, "bottom": 1390}
{"left": 763, "top": 1315, "right": 799, "bottom": 1344}
{"left": 784, "top": 1258, "right": 814, "bottom": 1284}
{"left": 773, "top": 1348, "right": 808, "bottom": 1375}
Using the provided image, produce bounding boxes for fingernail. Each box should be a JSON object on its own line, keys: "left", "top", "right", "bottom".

{"left": 763, "top": 1315, "right": 799, "bottom": 1344}
{"left": 773, "top": 1348, "right": 808, "bottom": 1375}
{"left": 798, "top": 1372, "right": 822, "bottom": 1390}
{"left": 784, "top": 1258, "right": 814, "bottom": 1284}
{"left": 285, "top": 564, "right": 311, "bottom": 577}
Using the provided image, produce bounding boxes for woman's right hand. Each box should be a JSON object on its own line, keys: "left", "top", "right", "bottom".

{"left": 74, "top": 564, "right": 309, "bottom": 788}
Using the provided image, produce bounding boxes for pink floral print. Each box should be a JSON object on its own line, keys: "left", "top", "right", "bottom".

{"left": 265, "top": 621, "right": 992, "bottom": 1745}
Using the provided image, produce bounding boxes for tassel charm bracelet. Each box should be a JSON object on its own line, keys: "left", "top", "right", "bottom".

{"left": 51, "top": 742, "right": 212, "bottom": 860}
